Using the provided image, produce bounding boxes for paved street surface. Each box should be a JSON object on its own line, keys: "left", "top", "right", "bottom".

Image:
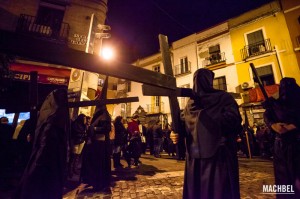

{"left": 62, "top": 153, "right": 275, "bottom": 199}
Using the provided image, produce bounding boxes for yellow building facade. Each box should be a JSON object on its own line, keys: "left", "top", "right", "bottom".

{"left": 229, "top": 1, "right": 300, "bottom": 86}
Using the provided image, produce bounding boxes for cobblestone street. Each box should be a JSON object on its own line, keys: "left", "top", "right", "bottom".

{"left": 63, "top": 153, "right": 275, "bottom": 199}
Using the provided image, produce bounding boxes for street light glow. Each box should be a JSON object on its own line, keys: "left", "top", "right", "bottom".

{"left": 100, "top": 47, "right": 114, "bottom": 60}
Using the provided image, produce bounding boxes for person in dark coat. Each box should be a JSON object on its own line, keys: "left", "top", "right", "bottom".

{"left": 152, "top": 120, "right": 163, "bottom": 158}
{"left": 113, "top": 116, "right": 126, "bottom": 168}
{"left": 69, "top": 113, "right": 87, "bottom": 177}
{"left": 264, "top": 77, "right": 300, "bottom": 199}
{"left": 173, "top": 68, "right": 242, "bottom": 199}
{"left": 13, "top": 88, "right": 70, "bottom": 199}
{"left": 80, "top": 104, "right": 111, "bottom": 192}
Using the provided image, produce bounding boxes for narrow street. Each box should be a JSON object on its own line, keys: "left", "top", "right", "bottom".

{"left": 63, "top": 153, "right": 275, "bottom": 199}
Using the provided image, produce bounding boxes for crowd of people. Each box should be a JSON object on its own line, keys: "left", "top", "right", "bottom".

{"left": 0, "top": 70, "right": 299, "bottom": 199}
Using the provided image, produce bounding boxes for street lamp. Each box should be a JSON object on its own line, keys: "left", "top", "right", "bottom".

{"left": 95, "top": 32, "right": 111, "bottom": 56}
{"left": 100, "top": 46, "right": 114, "bottom": 60}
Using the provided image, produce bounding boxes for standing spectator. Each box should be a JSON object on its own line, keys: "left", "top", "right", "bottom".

{"left": 126, "top": 115, "right": 142, "bottom": 166}
{"left": 13, "top": 88, "right": 70, "bottom": 199}
{"left": 69, "top": 114, "right": 87, "bottom": 177}
{"left": 264, "top": 77, "right": 300, "bottom": 199}
{"left": 80, "top": 104, "right": 111, "bottom": 192}
{"left": 146, "top": 121, "right": 155, "bottom": 155}
{"left": 165, "top": 124, "right": 176, "bottom": 157}
{"left": 113, "top": 116, "right": 126, "bottom": 168}
{"left": 171, "top": 69, "right": 242, "bottom": 199}
{"left": 127, "top": 115, "right": 140, "bottom": 138}
{"left": 139, "top": 121, "right": 147, "bottom": 154}
{"left": 152, "top": 120, "right": 163, "bottom": 158}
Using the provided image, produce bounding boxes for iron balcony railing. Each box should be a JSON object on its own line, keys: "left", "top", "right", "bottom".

{"left": 146, "top": 102, "right": 164, "bottom": 114}
{"left": 16, "top": 14, "right": 70, "bottom": 43}
{"left": 202, "top": 52, "right": 226, "bottom": 67}
{"left": 241, "top": 39, "right": 272, "bottom": 60}
{"left": 173, "top": 61, "right": 191, "bottom": 76}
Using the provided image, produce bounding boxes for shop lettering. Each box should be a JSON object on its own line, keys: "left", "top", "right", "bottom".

{"left": 14, "top": 73, "right": 31, "bottom": 80}
{"left": 70, "top": 34, "right": 87, "bottom": 45}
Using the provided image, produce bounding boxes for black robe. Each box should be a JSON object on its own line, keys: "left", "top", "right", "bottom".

{"left": 182, "top": 69, "right": 242, "bottom": 199}
{"left": 264, "top": 77, "right": 300, "bottom": 199}
{"left": 81, "top": 104, "right": 111, "bottom": 191}
{"left": 14, "top": 89, "right": 70, "bottom": 199}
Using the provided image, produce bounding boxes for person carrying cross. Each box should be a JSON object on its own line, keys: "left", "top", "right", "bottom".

{"left": 172, "top": 68, "right": 242, "bottom": 199}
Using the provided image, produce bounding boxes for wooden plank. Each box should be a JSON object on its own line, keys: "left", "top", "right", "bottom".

{"left": 68, "top": 97, "right": 139, "bottom": 108}
{"left": 158, "top": 34, "right": 181, "bottom": 134}
{"left": 142, "top": 84, "right": 193, "bottom": 97}
{"left": 143, "top": 84, "right": 240, "bottom": 99}
{"left": 0, "top": 30, "right": 176, "bottom": 90}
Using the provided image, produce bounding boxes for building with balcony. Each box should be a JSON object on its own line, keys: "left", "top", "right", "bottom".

{"left": 229, "top": 1, "right": 300, "bottom": 86}
{"left": 280, "top": 0, "right": 300, "bottom": 70}
{"left": 116, "top": 0, "right": 299, "bottom": 127}
{"left": 229, "top": 0, "right": 300, "bottom": 125}
{"left": 0, "top": 0, "right": 109, "bottom": 116}
{"left": 195, "top": 22, "right": 240, "bottom": 97}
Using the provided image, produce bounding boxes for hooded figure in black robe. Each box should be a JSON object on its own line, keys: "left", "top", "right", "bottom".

{"left": 14, "top": 88, "right": 70, "bottom": 199}
{"left": 264, "top": 77, "right": 300, "bottom": 199}
{"left": 80, "top": 102, "right": 111, "bottom": 192}
{"left": 182, "top": 68, "right": 242, "bottom": 199}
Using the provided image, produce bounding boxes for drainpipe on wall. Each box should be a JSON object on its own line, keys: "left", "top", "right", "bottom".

{"left": 274, "top": 45, "right": 284, "bottom": 80}
{"left": 195, "top": 43, "right": 199, "bottom": 69}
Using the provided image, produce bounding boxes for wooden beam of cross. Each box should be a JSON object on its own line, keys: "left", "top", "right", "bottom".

{"left": 0, "top": 30, "right": 184, "bottom": 133}
{"left": 68, "top": 97, "right": 139, "bottom": 108}
{"left": 0, "top": 30, "right": 176, "bottom": 90}
{"left": 156, "top": 35, "right": 183, "bottom": 134}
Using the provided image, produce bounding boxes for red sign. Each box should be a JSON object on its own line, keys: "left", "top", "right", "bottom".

{"left": 13, "top": 71, "right": 69, "bottom": 85}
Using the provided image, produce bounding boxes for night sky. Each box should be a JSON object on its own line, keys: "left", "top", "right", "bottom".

{"left": 104, "top": 0, "right": 274, "bottom": 63}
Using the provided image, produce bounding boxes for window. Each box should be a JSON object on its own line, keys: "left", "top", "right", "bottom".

{"left": 255, "top": 65, "right": 275, "bottom": 86}
{"left": 36, "top": 2, "right": 65, "bottom": 36}
{"left": 180, "top": 57, "right": 189, "bottom": 73}
{"left": 246, "top": 30, "right": 265, "bottom": 55}
{"left": 208, "top": 44, "right": 221, "bottom": 64}
{"left": 247, "top": 30, "right": 264, "bottom": 45}
{"left": 213, "top": 76, "right": 227, "bottom": 91}
{"left": 153, "top": 65, "right": 160, "bottom": 73}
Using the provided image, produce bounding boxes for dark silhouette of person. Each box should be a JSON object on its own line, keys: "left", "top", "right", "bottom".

{"left": 13, "top": 88, "right": 70, "bottom": 199}
{"left": 264, "top": 77, "right": 300, "bottom": 199}
{"left": 173, "top": 68, "right": 242, "bottom": 199}
{"left": 126, "top": 115, "right": 142, "bottom": 166}
{"left": 113, "top": 116, "right": 126, "bottom": 168}
{"left": 152, "top": 120, "right": 163, "bottom": 158}
{"left": 80, "top": 104, "right": 111, "bottom": 192}
{"left": 69, "top": 113, "right": 87, "bottom": 177}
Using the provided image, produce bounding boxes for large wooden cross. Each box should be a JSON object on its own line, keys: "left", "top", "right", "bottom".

{"left": 0, "top": 30, "right": 186, "bottom": 134}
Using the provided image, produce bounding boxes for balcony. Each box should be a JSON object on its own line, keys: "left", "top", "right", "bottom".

{"left": 146, "top": 102, "right": 164, "bottom": 114}
{"left": 173, "top": 62, "right": 191, "bottom": 77}
{"left": 241, "top": 39, "right": 272, "bottom": 60}
{"left": 15, "top": 14, "right": 70, "bottom": 44}
{"left": 202, "top": 52, "right": 226, "bottom": 67}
